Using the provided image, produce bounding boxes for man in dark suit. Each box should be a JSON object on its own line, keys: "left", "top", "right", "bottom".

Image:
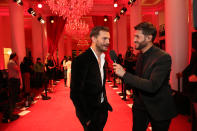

{"left": 113, "top": 22, "right": 177, "bottom": 131}
{"left": 70, "top": 26, "right": 113, "bottom": 131}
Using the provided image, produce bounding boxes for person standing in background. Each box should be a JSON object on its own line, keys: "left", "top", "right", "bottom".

{"left": 33, "top": 57, "right": 45, "bottom": 88}
{"left": 64, "top": 56, "right": 72, "bottom": 88}
{"left": 2, "top": 53, "right": 21, "bottom": 123}
{"left": 62, "top": 56, "right": 67, "bottom": 87}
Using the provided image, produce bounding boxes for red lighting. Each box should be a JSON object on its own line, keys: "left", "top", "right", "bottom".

{"left": 38, "top": 4, "right": 42, "bottom": 8}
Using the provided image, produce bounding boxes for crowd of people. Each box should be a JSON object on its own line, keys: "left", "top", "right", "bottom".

{"left": 0, "top": 52, "right": 72, "bottom": 123}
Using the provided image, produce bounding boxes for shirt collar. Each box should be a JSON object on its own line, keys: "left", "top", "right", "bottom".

{"left": 90, "top": 47, "right": 105, "bottom": 61}
{"left": 142, "top": 45, "right": 154, "bottom": 57}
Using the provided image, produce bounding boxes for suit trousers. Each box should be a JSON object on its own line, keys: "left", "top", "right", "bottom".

{"left": 79, "top": 107, "right": 108, "bottom": 131}
{"left": 132, "top": 108, "right": 171, "bottom": 131}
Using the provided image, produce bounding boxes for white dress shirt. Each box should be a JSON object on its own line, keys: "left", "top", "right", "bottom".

{"left": 90, "top": 47, "right": 105, "bottom": 103}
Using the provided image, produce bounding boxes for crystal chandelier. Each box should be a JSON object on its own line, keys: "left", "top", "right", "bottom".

{"left": 47, "top": 0, "right": 93, "bottom": 21}
{"left": 65, "top": 19, "right": 89, "bottom": 37}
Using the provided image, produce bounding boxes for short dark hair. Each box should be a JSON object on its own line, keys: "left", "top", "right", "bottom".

{"left": 134, "top": 22, "right": 157, "bottom": 42}
{"left": 90, "top": 26, "right": 109, "bottom": 38}
{"left": 37, "top": 57, "right": 41, "bottom": 61}
{"left": 68, "top": 56, "right": 72, "bottom": 61}
{"left": 9, "top": 53, "right": 17, "bottom": 60}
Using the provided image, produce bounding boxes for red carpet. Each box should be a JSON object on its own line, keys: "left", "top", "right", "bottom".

{"left": 0, "top": 80, "right": 191, "bottom": 131}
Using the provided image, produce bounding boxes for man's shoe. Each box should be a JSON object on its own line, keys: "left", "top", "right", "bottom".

{"left": 10, "top": 114, "right": 20, "bottom": 121}
{"left": 2, "top": 118, "right": 10, "bottom": 123}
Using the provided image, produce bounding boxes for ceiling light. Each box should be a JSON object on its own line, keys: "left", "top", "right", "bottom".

{"left": 128, "top": 0, "right": 136, "bottom": 6}
{"left": 114, "top": 0, "right": 118, "bottom": 8}
{"left": 38, "top": 4, "right": 43, "bottom": 9}
{"left": 13, "top": 0, "right": 23, "bottom": 6}
{"left": 120, "top": 7, "right": 127, "bottom": 15}
{"left": 38, "top": 17, "right": 45, "bottom": 24}
{"left": 28, "top": 8, "right": 36, "bottom": 17}
{"left": 50, "top": 16, "right": 54, "bottom": 23}
{"left": 114, "top": 15, "right": 120, "bottom": 22}
{"left": 104, "top": 16, "right": 108, "bottom": 22}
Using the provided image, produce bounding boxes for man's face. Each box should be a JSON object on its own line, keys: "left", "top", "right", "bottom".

{"left": 134, "top": 30, "right": 149, "bottom": 50}
{"left": 93, "top": 31, "right": 110, "bottom": 53}
{"left": 13, "top": 55, "right": 18, "bottom": 63}
{"left": 37, "top": 60, "right": 41, "bottom": 63}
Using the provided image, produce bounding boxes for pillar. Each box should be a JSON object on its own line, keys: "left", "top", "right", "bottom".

{"left": 64, "top": 36, "right": 72, "bottom": 57}
{"left": 165, "top": 0, "right": 189, "bottom": 91}
{"left": 130, "top": 0, "right": 142, "bottom": 48}
{"left": 9, "top": 0, "right": 26, "bottom": 63}
{"left": 32, "top": 17, "right": 48, "bottom": 63}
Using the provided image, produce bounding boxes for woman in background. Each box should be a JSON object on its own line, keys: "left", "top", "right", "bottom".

{"left": 65, "top": 56, "right": 72, "bottom": 88}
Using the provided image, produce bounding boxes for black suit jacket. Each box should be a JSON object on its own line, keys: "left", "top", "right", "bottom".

{"left": 123, "top": 46, "right": 177, "bottom": 121}
{"left": 70, "top": 48, "right": 112, "bottom": 123}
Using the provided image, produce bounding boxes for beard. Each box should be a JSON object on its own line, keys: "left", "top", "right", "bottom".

{"left": 95, "top": 41, "right": 109, "bottom": 52}
{"left": 135, "top": 39, "right": 147, "bottom": 50}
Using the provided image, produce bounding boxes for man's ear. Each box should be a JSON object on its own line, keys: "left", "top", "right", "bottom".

{"left": 146, "top": 35, "right": 153, "bottom": 42}
{"left": 91, "top": 36, "right": 96, "bottom": 43}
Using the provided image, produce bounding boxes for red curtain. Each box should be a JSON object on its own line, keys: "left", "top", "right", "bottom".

{"left": 46, "top": 16, "right": 66, "bottom": 55}
{"left": 92, "top": 16, "right": 114, "bottom": 67}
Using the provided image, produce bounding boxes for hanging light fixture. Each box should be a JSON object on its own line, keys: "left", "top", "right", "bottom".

{"left": 65, "top": 19, "right": 89, "bottom": 37}
{"left": 47, "top": 0, "right": 93, "bottom": 21}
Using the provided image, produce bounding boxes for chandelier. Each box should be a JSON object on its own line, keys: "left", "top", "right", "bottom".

{"left": 47, "top": 0, "right": 93, "bottom": 21}
{"left": 65, "top": 19, "right": 89, "bottom": 37}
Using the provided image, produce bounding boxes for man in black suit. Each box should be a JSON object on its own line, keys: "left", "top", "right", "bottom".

{"left": 70, "top": 26, "right": 113, "bottom": 131}
{"left": 113, "top": 22, "right": 177, "bottom": 131}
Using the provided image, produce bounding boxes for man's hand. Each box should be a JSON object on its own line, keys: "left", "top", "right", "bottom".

{"left": 113, "top": 63, "right": 126, "bottom": 77}
{"left": 189, "top": 74, "right": 197, "bottom": 82}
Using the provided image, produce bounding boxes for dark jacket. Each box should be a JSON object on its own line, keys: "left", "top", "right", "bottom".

{"left": 123, "top": 46, "right": 177, "bottom": 121}
{"left": 70, "top": 48, "right": 112, "bottom": 123}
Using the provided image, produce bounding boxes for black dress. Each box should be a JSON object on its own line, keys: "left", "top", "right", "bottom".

{"left": 45, "top": 60, "right": 55, "bottom": 80}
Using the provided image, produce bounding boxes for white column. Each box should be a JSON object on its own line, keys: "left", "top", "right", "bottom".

{"left": 64, "top": 36, "right": 72, "bottom": 57}
{"left": 32, "top": 18, "right": 48, "bottom": 63}
{"left": 165, "top": 0, "right": 189, "bottom": 91}
{"left": 112, "top": 21, "right": 118, "bottom": 52}
{"left": 9, "top": 0, "right": 26, "bottom": 63}
{"left": 112, "top": 15, "right": 128, "bottom": 57}
{"left": 117, "top": 15, "right": 128, "bottom": 56}
{"left": 58, "top": 32, "right": 65, "bottom": 63}
{"left": 130, "top": 0, "right": 142, "bottom": 48}
{"left": 32, "top": 18, "right": 42, "bottom": 63}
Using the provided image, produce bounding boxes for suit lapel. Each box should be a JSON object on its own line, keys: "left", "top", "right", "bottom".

{"left": 142, "top": 47, "right": 158, "bottom": 76}
{"left": 88, "top": 48, "right": 103, "bottom": 87}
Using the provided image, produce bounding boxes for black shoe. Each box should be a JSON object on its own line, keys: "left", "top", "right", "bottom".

{"left": 10, "top": 114, "right": 20, "bottom": 121}
{"left": 2, "top": 118, "right": 10, "bottom": 123}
